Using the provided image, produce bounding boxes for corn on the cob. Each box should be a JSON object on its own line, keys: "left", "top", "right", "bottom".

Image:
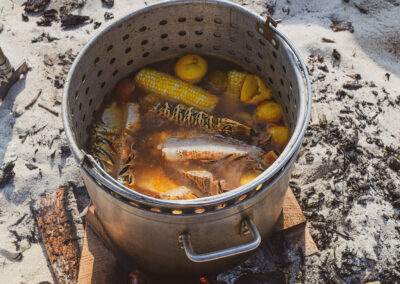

{"left": 226, "top": 71, "right": 247, "bottom": 95}
{"left": 134, "top": 69, "right": 219, "bottom": 111}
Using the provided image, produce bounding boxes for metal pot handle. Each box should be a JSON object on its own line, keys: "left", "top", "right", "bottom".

{"left": 178, "top": 218, "right": 261, "bottom": 263}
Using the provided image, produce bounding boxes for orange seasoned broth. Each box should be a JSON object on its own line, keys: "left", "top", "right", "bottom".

{"left": 87, "top": 55, "right": 289, "bottom": 200}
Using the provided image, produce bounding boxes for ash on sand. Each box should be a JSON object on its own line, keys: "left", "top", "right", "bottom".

{"left": 0, "top": 0, "right": 399, "bottom": 283}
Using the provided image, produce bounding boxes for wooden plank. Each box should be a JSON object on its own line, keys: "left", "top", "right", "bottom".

{"left": 77, "top": 206, "right": 118, "bottom": 284}
{"left": 275, "top": 187, "right": 307, "bottom": 232}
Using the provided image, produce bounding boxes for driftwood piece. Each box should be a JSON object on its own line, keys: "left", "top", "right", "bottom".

{"left": 34, "top": 187, "right": 80, "bottom": 284}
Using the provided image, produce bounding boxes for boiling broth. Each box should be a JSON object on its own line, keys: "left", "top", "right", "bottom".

{"left": 88, "top": 54, "right": 289, "bottom": 200}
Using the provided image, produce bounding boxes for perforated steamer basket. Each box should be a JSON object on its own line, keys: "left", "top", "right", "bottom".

{"left": 62, "top": 0, "right": 311, "bottom": 275}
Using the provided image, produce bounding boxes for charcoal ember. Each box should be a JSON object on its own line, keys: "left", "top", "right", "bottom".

{"left": 102, "top": 0, "right": 114, "bottom": 8}
{"left": 336, "top": 90, "right": 348, "bottom": 100}
{"left": 318, "top": 64, "right": 329, "bottom": 72}
{"left": 94, "top": 21, "right": 101, "bottom": 29}
{"left": 23, "top": 0, "right": 50, "bottom": 13}
{"left": 330, "top": 19, "right": 354, "bottom": 33}
{"left": 305, "top": 152, "right": 315, "bottom": 164}
{"left": 386, "top": 180, "right": 400, "bottom": 198}
{"left": 60, "top": 144, "right": 71, "bottom": 158}
{"left": 22, "top": 14, "right": 29, "bottom": 22}
{"left": 104, "top": 12, "right": 114, "bottom": 20}
{"left": 332, "top": 49, "right": 341, "bottom": 60}
{"left": 36, "top": 9, "right": 58, "bottom": 26}
{"left": 25, "top": 163, "right": 38, "bottom": 170}
{"left": 0, "top": 162, "right": 15, "bottom": 188}
{"left": 343, "top": 83, "right": 362, "bottom": 90}
{"left": 61, "top": 14, "right": 90, "bottom": 28}
{"left": 31, "top": 32, "right": 59, "bottom": 43}
{"left": 387, "top": 157, "right": 400, "bottom": 172}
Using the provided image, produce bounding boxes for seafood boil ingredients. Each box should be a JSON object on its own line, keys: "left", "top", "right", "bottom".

{"left": 88, "top": 54, "right": 290, "bottom": 200}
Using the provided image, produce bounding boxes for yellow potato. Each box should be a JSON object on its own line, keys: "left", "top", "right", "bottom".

{"left": 240, "top": 171, "right": 260, "bottom": 186}
{"left": 254, "top": 101, "right": 283, "bottom": 123}
{"left": 268, "top": 125, "right": 289, "bottom": 150}
{"left": 174, "top": 54, "right": 208, "bottom": 83}
{"left": 240, "top": 75, "right": 272, "bottom": 105}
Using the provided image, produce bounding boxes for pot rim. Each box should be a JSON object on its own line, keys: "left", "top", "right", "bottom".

{"left": 62, "top": 0, "right": 312, "bottom": 207}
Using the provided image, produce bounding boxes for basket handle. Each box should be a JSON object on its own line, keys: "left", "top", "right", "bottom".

{"left": 178, "top": 218, "right": 261, "bottom": 263}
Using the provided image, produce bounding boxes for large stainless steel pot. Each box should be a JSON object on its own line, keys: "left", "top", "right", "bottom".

{"left": 62, "top": 0, "right": 311, "bottom": 276}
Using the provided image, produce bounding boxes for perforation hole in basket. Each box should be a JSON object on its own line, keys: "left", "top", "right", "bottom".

{"left": 245, "top": 57, "right": 251, "bottom": 63}
{"left": 122, "top": 34, "right": 129, "bottom": 41}
{"left": 139, "top": 26, "right": 147, "bottom": 32}
{"left": 257, "top": 52, "right": 263, "bottom": 60}
{"left": 246, "top": 44, "right": 252, "bottom": 51}
{"left": 256, "top": 65, "right": 262, "bottom": 72}
{"left": 79, "top": 102, "right": 82, "bottom": 111}
{"left": 83, "top": 114, "right": 86, "bottom": 122}
{"left": 161, "top": 46, "right": 169, "bottom": 51}
{"left": 214, "top": 18, "right": 222, "bottom": 24}
{"left": 107, "top": 45, "right": 113, "bottom": 52}
{"left": 213, "top": 32, "right": 221, "bottom": 38}
{"left": 159, "top": 20, "right": 167, "bottom": 25}
{"left": 89, "top": 98, "right": 93, "bottom": 107}
{"left": 195, "top": 16, "right": 203, "bottom": 22}
{"left": 195, "top": 43, "right": 202, "bottom": 48}
{"left": 125, "top": 47, "right": 132, "bottom": 54}
{"left": 97, "top": 70, "right": 102, "bottom": 77}
{"left": 143, "top": 52, "right": 150, "bottom": 57}
{"left": 282, "top": 65, "right": 287, "bottom": 73}
{"left": 101, "top": 82, "right": 105, "bottom": 89}
{"left": 195, "top": 30, "right": 203, "bottom": 36}
{"left": 172, "top": 209, "right": 183, "bottom": 215}
{"left": 94, "top": 57, "right": 99, "bottom": 65}
{"left": 289, "top": 81, "right": 293, "bottom": 90}
{"left": 247, "top": 30, "right": 254, "bottom": 37}
{"left": 280, "top": 78, "right": 284, "bottom": 86}
{"left": 231, "top": 22, "right": 239, "bottom": 29}
{"left": 85, "top": 87, "right": 90, "bottom": 94}
{"left": 160, "top": 33, "right": 168, "bottom": 39}
{"left": 270, "top": 64, "right": 275, "bottom": 72}
{"left": 259, "top": 39, "right": 266, "bottom": 46}
{"left": 272, "top": 50, "right": 277, "bottom": 59}
{"left": 212, "top": 45, "right": 221, "bottom": 50}
{"left": 178, "top": 31, "right": 186, "bottom": 36}
{"left": 81, "top": 74, "right": 86, "bottom": 83}
{"left": 278, "top": 91, "right": 282, "bottom": 98}
{"left": 110, "top": 57, "right": 116, "bottom": 65}
{"left": 216, "top": 203, "right": 226, "bottom": 210}
{"left": 268, "top": 77, "right": 273, "bottom": 84}
{"left": 229, "top": 37, "right": 236, "bottom": 42}
{"left": 238, "top": 194, "right": 247, "bottom": 202}
{"left": 287, "top": 93, "right": 291, "bottom": 102}
{"left": 127, "top": 59, "right": 133, "bottom": 66}
{"left": 178, "top": 17, "right": 186, "bottom": 23}
{"left": 271, "top": 38, "right": 277, "bottom": 48}
{"left": 179, "top": 44, "right": 187, "bottom": 49}
{"left": 112, "top": 69, "right": 119, "bottom": 76}
{"left": 74, "top": 90, "right": 79, "bottom": 99}
{"left": 195, "top": 208, "right": 205, "bottom": 214}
